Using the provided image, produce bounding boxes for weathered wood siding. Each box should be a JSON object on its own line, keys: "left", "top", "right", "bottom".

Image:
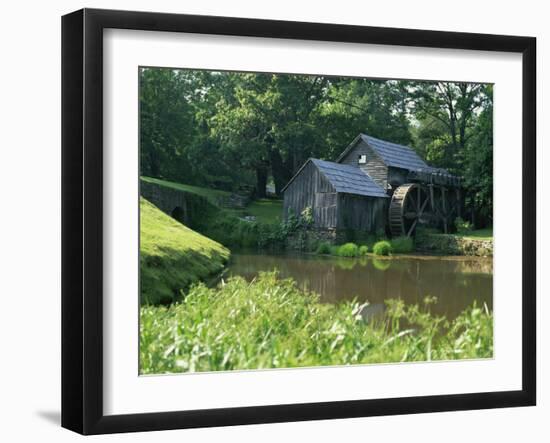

{"left": 339, "top": 139, "right": 388, "bottom": 190}
{"left": 283, "top": 161, "right": 338, "bottom": 229}
{"left": 314, "top": 191, "right": 338, "bottom": 229}
{"left": 337, "top": 194, "right": 387, "bottom": 233}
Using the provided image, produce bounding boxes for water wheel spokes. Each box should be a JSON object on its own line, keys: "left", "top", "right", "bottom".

{"left": 389, "top": 183, "right": 431, "bottom": 237}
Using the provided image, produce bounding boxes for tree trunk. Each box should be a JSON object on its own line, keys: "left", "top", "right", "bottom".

{"left": 148, "top": 147, "right": 160, "bottom": 177}
{"left": 255, "top": 167, "right": 268, "bottom": 198}
{"left": 270, "top": 149, "right": 289, "bottom": 196}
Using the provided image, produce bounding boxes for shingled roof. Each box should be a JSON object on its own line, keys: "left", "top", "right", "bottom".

{"left": 282, "top": 158, "right": 388, "bottom": 198}
{"left": 337, "top": 133, "right": 447, "bottom": 174}
{"left": 361, "top": 134, "right": 431, "bottom": 170}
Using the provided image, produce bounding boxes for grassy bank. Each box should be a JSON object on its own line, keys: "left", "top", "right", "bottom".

{"left": 140, "top": 198, "right": 230, "bottom": 304}
{"left": 140, "top": 272, "right": 493, "bottom": 374}
{"left": 230, "top": 198, "right": 283, "bottom": 224}
{"left": 141, "top": 177, "right": 283, "bottom": 249}
{"left": 141, "top": 176, "right": 231, "bottom": 204}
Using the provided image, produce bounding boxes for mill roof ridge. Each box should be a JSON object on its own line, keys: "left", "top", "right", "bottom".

{"left": 281, "top": 158, "right": 388, "bottom": 198}
{"left": 336, "top": 132, "right": 449, "bottom": 174}
{"left": 361, "top": 134, "right": 432, "bottom": 172}
{"left": 311, "top": 159, "right": 388, "bottom": 198}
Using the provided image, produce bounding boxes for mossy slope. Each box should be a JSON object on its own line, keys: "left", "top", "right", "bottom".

{"left": 140, "top": 198, "right": 230, "bottom": 304}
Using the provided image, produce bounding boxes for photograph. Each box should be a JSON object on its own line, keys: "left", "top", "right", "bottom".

{"left": 138, "top": 67, "right": 494, "bottom": 375}
{"left": 0, "top": 0, "right": 543, "bottom": 439}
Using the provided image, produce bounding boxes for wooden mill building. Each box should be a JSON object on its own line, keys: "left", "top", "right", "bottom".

{"left": 282, "top": 133, "right": 462, "bottom": 237}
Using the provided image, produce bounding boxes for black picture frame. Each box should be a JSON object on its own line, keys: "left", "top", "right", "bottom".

{"left": 61, "top": 8, "right": 536, "bottom": 435}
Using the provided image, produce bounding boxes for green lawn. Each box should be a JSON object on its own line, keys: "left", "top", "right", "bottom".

{"left": 454, "top": 228, "right": 493, "bottom": 241}
{"left": 243, "top": 198, "right": 283, "bottom": 224}
{"left": 141, "top": 176, "right": 230, "bottom": 204}
{"left": 140, "top": 197, "right": 230, "bottom": 304}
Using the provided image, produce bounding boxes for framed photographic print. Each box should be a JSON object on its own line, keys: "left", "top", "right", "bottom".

{"left": 61, "top": 8, "right": 536, "bottom": 435}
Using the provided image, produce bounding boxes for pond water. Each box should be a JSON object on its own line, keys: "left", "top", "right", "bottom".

{"left": 225, "top": 252, "right": 493, "bottom": 321}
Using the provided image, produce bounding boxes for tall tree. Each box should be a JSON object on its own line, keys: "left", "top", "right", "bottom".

{"left": 462, "top": 85, "right": 493, "bottom": 226}
{"left": 410, "top": 81, "right": 488, "bottom": 171}
{"left": 411, "top": 82, "right": 492, "bottom": 226}
{"left": 317, "top": 78, "right": 413, "bottom": 159}
{"left": 210, "top": 73, "right": 328, "bottom": 196}
{"left": 139, "top": 68, "right": 197, "bottom": 180}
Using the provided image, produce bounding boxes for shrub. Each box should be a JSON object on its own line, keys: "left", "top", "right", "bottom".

{"left": 337, "top": 242, "right": 359, "bottom": 257}
{"left": 373, "top": 240, "right": 393, "bottom": 256}
{"left": 300, "top": 206, "right": 314, "bottom": 228}
{"left": 359, "top": 245, "right": 369, "bottom": 256}
{"left": 204, "top": 214, "right": 261, "bottom": 248}
{"left": 316, "top": 241, "right": 332, "bottom": 255}
{"left": 390, "top": 236, "right": 414, "bottom": 253}
{"left": 455, "top": 217, "right": 473, "bottom": 234}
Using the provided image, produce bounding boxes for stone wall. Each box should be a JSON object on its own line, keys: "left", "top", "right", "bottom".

{"left": 140, "top": 181, "right": 190, "bottom": 224}
{"left": 416, "top": 233, "right": 493, "bottom": 257}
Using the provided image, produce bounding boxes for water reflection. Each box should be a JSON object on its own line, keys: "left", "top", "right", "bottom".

{"left": 226, "top": 253, "right": 493, "bottom": 321}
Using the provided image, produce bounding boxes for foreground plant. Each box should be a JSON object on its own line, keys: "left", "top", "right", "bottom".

{"left": 140, "top": 272, "right": 493, "bottom": 374}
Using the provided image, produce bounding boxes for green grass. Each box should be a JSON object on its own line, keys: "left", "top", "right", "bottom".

{"left": 453, "top": 228, "right": 493, "bottom": 241}
{"left": 140, "top": 272, "right": 493, "bottom": 374}
{"left": 141, "top": 176, "right": 230, "bottom": 204}
{"left": 140, "top": 198, "right": 230, "bottom": 305}
{"left": 245, "top": 199, "right": 283, "bottom": 224}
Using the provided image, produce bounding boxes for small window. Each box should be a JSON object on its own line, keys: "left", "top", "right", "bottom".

{"left": 358, "top": 154, "right": 367, "bottom": 164}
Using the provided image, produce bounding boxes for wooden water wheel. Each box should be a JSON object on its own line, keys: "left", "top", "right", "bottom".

{"left": 388, "top": 183, "right": 432, "bottom": 237}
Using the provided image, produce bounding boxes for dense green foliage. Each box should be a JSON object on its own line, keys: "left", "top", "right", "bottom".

{"left": 316, "top": 241, "right": 332, "bottom": 255}
{"left": 373, "top": 240, "right": 393, "bottom": 256}
{"left": 454, "top": 217, "right": 473, "bottom": 234}
{"left": 140, "top": 198, "right": 229, "bottom": 304}
{"left": 359, "top": 245, "right": 369, "bottom": 256}
{"left": 390, "top": 236, "right": 415, "bottom": 253}
{"left": 337, "top": 242, "right": 360, "bottom": 257}
{"left": 199, "top": 213, "right": 264, "bottom": 249}
{"left": 140, "top": 68, "right": 493, "bottom": 226}
{"left": 140, "top": 273, "right": 493, "bottom": 373}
